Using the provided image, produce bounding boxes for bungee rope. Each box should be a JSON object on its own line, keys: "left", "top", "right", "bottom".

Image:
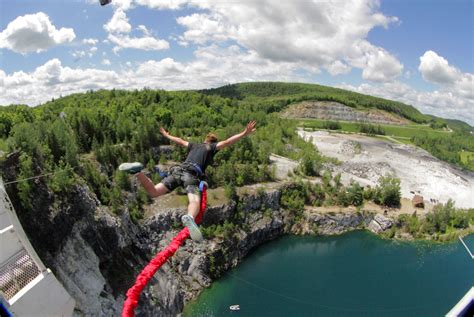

{"left": 122, "top": 181, "right": 208, "bottom": 317}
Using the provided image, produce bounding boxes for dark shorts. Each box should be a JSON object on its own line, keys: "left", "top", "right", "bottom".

{"left": 161, "top": 165, "right": 201, "bottom": 194}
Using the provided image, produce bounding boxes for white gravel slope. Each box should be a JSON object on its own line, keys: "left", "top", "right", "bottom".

{"left": 298, "top": 130, "right": 474, "bottom": 209}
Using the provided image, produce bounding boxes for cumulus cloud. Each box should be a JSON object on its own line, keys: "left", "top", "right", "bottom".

{"left": 135, "top": 0, "right": 188, "bottom": 10}
{"left": 340, "top": 81, "right": 474, "bottom": 125}
{"left": 174, "top": 0, "right": 402, "bottom": 81}
{"left": 102, "top": 59, "right": 111, "bottom": 66}
{"left": 104, "top": 9, "right": 132, "bottom": 34}
{"left": 419, "top": 50, "right": 473, "bottom": 100}
{"left": 362, "top": 47, "right": 403, "bottom": 82}
{"left": 82, "top": 38, "right": 98, "bottom": 45}
{"left": 104, "top": 9, "right": 169, "bottom": 52}
{"left": 0, "top": 47, "right": 306, "bottom": 106}
{"left": 108, "top": 34, "right": 169, "bottom": 52}
{"left": 419, "top": 50, "right": 459, "bottom": 84}
{"left": 0, "top": 59, "right": 119, "bottom": 105}
{"left": 111, "top": 0, "right": 134, "bottom": 11}
{"left": 326, "top": 61, "right": 351, "bottom": 76}
{"left": 0, "top": 12, "right": 75, "bottom": 53}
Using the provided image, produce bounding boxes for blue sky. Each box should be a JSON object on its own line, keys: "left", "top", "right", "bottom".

{"left": 0, "top": 0, "right": 472, "bottom": 124}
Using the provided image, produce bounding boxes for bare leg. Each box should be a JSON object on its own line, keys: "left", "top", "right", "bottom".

{"left": 187, "top": 192, "right": 201, "bottom": 219}
{"left": 136, "top": 172, "right": 168, "bottom": 198}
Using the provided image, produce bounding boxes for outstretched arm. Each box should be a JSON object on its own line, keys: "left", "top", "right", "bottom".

{"left": 216, "top": 120, "right": 256, "bottom": 150}
{"left": 160, "top": 127, "right": 189, "bottom": 147}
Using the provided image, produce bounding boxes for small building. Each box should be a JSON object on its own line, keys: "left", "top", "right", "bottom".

{"left": 412, "top": 195, "right": 424, "bottom": 208}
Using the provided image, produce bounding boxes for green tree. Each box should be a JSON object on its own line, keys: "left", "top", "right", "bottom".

{"left": 114, "top": 170, "right": 131, "bottom": 191}
{"left": 17, "top": 153, "right": 34, "bottom": 209}
{"left": 224, "top": 182, "right": 237, "bottom": 200}
{"left": 374, "top": 174, "right": 401, "bottom": 207}
{"left": 50, "top": 163, "right": 75, "bottom": 194}
{"left": 347, "top": 181, "right": 364, "bottom": 206}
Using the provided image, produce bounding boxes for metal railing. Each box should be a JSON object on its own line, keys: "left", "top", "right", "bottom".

{"left": 0, "top": 179, "right": 45, "bottom": 301}
{"left": 0, "top": 248, "right": 40, "bottom": 300}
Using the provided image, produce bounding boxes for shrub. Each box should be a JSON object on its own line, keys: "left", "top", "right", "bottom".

{"left": 114, "top": 170, "right": 131, "bottom": 191}
{"left": 224, "top": 182, "right": 237, "bottom": 200}
{"left": 373, "top": 174, "right": 401, "bottom": 207}
{"left": 424, "top": 199, "right": 469, "bottom": 234}
{"left": 280, "top": 184, "right": 305, "bottom": 213}
{"left": 322, "top": 121, "right": 341, "bottom": 130}
{"left": 50, "top": 163, "right": 75, "bottom": 194}
{"left": 359, "top": 123, "right": 385, "bottom": 135}
{"left": 347, "top": 181, "right": 364, "bottom": 206}
{"left": 17, "top": 153, "right": 34, "bottom": 209}
{"left": 299, "top": 152, "right": 321, "bottom": 176}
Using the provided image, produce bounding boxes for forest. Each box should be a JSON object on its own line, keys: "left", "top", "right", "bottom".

{"left": 0, "top": 82, "right": 472, "bottom": 222}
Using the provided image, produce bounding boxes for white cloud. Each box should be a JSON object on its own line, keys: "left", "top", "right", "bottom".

{"left": 326, "top": 61, "right": 351, "bottom": 76}
{"left": 419, "top": 50, "right": 459, "bottom": 84}
{"left": 419, "top": 50, "right": 473, "bottom": 100}
{"left": 0, "top": 59, "right": 119, "bottom": 105}
{"left": 111, "top": 0, "right": 133, "bottom": 11}
{"left": 362, "top": 47, "right": 403, "bottom": 82}
{"left": 174, "top": 0, "right": 402, "bottom": 82}
{"left": 103, "top": 9, "right": 169, "bottom": 52}
{"left": 72, "top": 50, "right": 86, "bottom": 59}
{"left": 0, "top": 12, "right": 75, "bottom": 54}
{"left": 108, "top": 34, "right": 169, "bottom": 52}
{"left": 71, "top": 46, "right": 98, "bottom": 59}
{"left": 340, "top": 81, "right": 474, "bottom": 125}
{"left": 82, "top": 38, "right": 98, "bottom": 45}
{"left": 137, "top": 25, "right": 150, "bottom": 36}
{"left": 135, "top": 0, "right": 188, "bottom": 10}
{"left": 0, "top": 48, "right": 307, "bottom": 106}
{"left": 102, "top": 59, "right": 111, "bottom": 66}
{"left": 104, "top": 9, "right": 131, "bottom": 34}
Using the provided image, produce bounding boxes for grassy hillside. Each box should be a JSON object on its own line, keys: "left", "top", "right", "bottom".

{"left": 201, "top": 82, "right": 432, "bottom": 124}
{"left": 201, "top": 82, "right": 474, "bottom": 171}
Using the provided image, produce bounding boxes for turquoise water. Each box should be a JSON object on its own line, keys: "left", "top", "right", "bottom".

{"left": 184, "top": 231, "right": 473, "bottom": 316}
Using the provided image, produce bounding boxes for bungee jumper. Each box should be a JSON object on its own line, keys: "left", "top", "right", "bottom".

{"left": 120, "top": 121, "right": 256, "bottom": 316}
{"left": 119, "top": 120, "right": 257, "bottom": 241}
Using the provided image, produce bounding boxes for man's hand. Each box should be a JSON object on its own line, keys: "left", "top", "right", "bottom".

{"left": 216, "top": 120, "right": 257, "bottom": 150}
{"left": 243, "top": 120, "right": 257, "bottom": 136}
{"left": 160, "top": 127, "right": 170, "bottom": 138}
{"left": 160, "top": 127, "right": 188, "bottom": 147}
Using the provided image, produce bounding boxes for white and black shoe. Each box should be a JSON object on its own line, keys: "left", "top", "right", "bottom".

{"left": 118, "top": 162, "right": 144, "bottom": 174}
{"left": 182, "top": 215, "right": 203, "bottom": 242}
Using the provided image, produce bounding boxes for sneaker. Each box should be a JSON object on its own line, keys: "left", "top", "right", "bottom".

{"left": 119, "top": 162, "right": 144, "bottom": 174}
{"left": 181, "top": 215, "right": 203, "bottom": 242}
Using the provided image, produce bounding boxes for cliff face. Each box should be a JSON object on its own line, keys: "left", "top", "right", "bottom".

{"left": 281, "top": 101, "right": 409, "bottom": 125}
{"left": 5, "top": 171, "right": 393, "bottom": 316}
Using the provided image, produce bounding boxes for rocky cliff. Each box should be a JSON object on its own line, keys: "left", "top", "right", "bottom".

{"left": 282, "top": 101, "right": 409, "bottom": 125}
{"left": 3, "top": 159, "right": 394, "bottom": 316}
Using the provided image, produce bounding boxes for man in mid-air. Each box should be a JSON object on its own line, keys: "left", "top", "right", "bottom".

{"left": 119, "top": 121, "right": 257, "bottom": 241}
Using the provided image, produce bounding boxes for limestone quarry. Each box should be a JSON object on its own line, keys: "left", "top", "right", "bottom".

{"left": 298, "top": 130, "right": 474, "bottom": 209}
{"left": 282, "top": 101, "right": 410, "bottom": 125}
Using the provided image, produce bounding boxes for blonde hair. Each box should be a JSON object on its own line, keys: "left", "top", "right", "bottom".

{"left": 205, "top": 133, "right": 218, "bottom": 143}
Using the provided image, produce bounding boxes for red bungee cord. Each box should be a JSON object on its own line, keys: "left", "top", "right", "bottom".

{"left": 122, "top": 183, "right": 208, "bottom": 317}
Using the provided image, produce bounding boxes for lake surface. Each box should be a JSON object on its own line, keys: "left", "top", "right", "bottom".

{"left": 184, "top": 231, "right": 473, "bottom": 317}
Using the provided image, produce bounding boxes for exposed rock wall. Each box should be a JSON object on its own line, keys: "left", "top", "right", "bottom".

{"left": 282, "top": 101, "right": 409, "bottom": 125}
{"left": 5, "top": 172, "right": 393, "bottom": 316}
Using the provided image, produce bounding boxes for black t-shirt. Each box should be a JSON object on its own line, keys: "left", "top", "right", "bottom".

{"left": 185, "top": 142, "right": 218, "bottom": 172}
